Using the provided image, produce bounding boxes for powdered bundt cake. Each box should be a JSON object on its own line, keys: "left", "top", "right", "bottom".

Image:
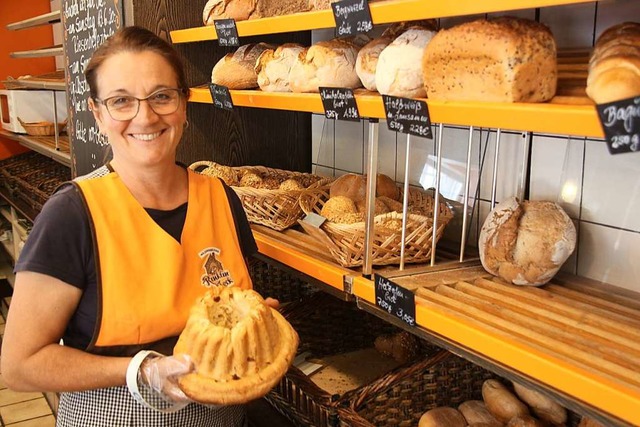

{"left": 174, "top": 286, "right": 298, "bottom": 405}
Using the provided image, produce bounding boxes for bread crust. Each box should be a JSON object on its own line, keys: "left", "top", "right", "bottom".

{"left": 289, "top": 38, "right": 364, "bottom": 93}
{"left": 479, "top": 197, "right": 576, "bottom": 286}
{"left": 211, "top": 43, "right": 276, "bottom": 89}
{"left": 256, "top": 44, "right": 306, "bottom": 92}
{"left": 423, "top": 17, "right": 557, "bottom": 102}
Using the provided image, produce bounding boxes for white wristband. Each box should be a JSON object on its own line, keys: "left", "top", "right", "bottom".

{"left": 126, "top": 350, "right": 187, "bottom": 413}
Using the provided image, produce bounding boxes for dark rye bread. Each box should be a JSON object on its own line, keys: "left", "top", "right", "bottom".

{"left": 422, "top": 16, "right": 557, "bottom": 102}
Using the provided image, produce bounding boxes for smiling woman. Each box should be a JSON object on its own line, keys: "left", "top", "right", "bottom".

{"left": 1, "top": 26, "right": 265, "bottom": 427}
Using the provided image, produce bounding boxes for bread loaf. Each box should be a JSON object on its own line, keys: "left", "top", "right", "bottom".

{"left": 512, "top": 382, "right": 567, "bottom": 425}
{"left": 356, "top": 37, "right": 393, "bottom": 91}
{"left": 289, "top": 38, "right": 364, "bottom": 92}
{"left": 382, "top": 19, "right": 439, "bottom": 39}
{"left": 478, "top": 197, "right": 576, "bottom": 286}
{"left": 376, "top": 28, "right": 437, "bottom": 98}
{"left": 586, "top": 22, "right": 640, "bottom": 103}
{"left": 507, "top": 415, "right": 547, "bottom": 427}
{"left": 203, "top": 0, "right": 308, "bottom": 23}
{"left": 458, "top": 400, "right": 503, "bottom": 427}
{"left": 211, "top": 43, "right": 276, "bottom": 89}
{"left": 578, "top": 417, "right": 605, "bottom": 427}
{"left": 423, "top": 17, "right": 557, "bottom": 102}
{"left": 329, "top": 173, "right": 399, "bottom": 203}
{"left": 419, "top": 407, "right": 467, "bottom": 427}
{"left": 482, "top": 379, "right": 529, "bottom": 423}
{"left": 256, "top": 44, "right": 306, "bottom": 92}
{"left": 203, "top": 0, "right": 256, "bottom": 23}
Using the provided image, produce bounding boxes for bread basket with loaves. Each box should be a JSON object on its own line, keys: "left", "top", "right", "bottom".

{"left": 189, "top": 161, "right": 331, "bottom": 231}
{"left": 298, "top": 174, "right": 453, "bottom": 267}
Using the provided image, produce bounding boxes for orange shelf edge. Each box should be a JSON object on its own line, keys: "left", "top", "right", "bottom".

{"left": 170, "top": 0, "right": 599, "bottom": 43}
{"left": 189, "top": 88, "right": 604, "bottom": 138}
{"left": 253, "top": 230, "right": 348, "bottom": 291}
{"left": 352, "top": 276, "right": 640, "bottom": 425}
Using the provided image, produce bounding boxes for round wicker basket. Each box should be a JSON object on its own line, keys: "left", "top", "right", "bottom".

{"left": 298, "top": 183, "right": 453, "bottom": 267}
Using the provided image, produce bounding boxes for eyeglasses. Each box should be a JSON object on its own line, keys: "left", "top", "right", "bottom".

{"left": 94, "top": 88, "right": 185, "bottom": 121}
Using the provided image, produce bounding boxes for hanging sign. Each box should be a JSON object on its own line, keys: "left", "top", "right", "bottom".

{"left": 214, "top": 19, "right": 239, "bottom": 47}
{"left": 382, "top": 95, "right": 433, "bottom": 139}
{"left": 209, "top": 84, "right": 234, "bottom": 111}
{"left": 374, "top": 274, "right": 416, "bottom": 327}
{"left": 319, "top": 87, "right": 360, "bottom": 122}
{"left": 331, "top": 0, "right": 373, "bottom": 36}
{"left": 596, "top": 96, "right": 640, "bottom": 154}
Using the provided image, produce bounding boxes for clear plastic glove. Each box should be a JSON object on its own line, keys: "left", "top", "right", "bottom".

{"left": 138, "top": 353, "right": 194, "bottom": 404}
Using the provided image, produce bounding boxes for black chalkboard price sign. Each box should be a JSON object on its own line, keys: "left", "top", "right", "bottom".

{"left": 62, "top": 0, "right": 123, "bottom": 176}
{"left": 319, "top": 87, "right": 360, "bottom": 122}
{"left": 214, "top": 19, "right": 240, "bottom": 47}
{"left": 374, "top": 274, "right": 416, "bottom": 327}
{"left": 331, "top": 0, "right": 373, "bottom": 36}
{"left": 209, "top": 84, "right": 234, "bottom": 111}
{"left": 382, "top": 95, "right": 433, "bottom": 139}
{"left": 596, "top": 96, "right": 640, "bottom": 155}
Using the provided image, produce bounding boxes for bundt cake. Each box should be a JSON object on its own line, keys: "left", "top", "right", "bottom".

{"left": 174, "top": 286, "right": 299, "bottom": 405}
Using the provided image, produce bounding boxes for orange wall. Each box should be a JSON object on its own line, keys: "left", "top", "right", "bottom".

{"left": 0, "top": 0, "right": 57, "bottom": 158}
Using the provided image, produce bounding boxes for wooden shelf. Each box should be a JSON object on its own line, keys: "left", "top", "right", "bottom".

{"left": 6, "top": 10, "right": 61, "bottom": 31}
{"left": 16, "top": 135, "right": 71, "bottom": 168}
{"left": 10, "top": 45, "right": 63, "bottom": 59}
{"left": 171, "top": 0, "right": 598, "bottom": 43}
{"left": 6, "top": 78, "right": 65, "bottom": 91}
{"left": 189, "top": 87, "right": 604, "bottom": 138}
{"left": 353, "top": 268, "right": 640, "bottom": 426}
{"left": 0, "top": 186, "right": 39, "bottom": 223}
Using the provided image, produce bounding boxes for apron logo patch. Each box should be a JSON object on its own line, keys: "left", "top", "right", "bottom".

{"left": 199, "top": 247, "right": 234, "bottom": 287}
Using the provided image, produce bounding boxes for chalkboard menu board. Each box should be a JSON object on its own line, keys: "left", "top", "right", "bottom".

{"left": 62, "top": 0, "right": 123, "bottom": 176}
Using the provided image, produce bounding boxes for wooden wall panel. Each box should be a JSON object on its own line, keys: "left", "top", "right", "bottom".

{"left": 131, "top": 0, "right": 312, "bottom": 172}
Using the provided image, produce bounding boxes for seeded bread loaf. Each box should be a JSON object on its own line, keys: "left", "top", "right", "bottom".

{"left": 256, "top": 43, "right": 306, "bottom": 92}
{"left": 422, "top": 17, "right": 557, "bottom": 102}
{"left": 211, "top": 43, "right": 276, "bottom": 89}
{"left": 478, "top": 197, "right": 576, "bottom": 286}
{"left": 586, "top": 22, "right": 640, "bottom": 103}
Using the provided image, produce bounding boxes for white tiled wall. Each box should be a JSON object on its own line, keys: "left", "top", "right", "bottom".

{"left": 311, "top": 2, "right": 640, "bottom": 292}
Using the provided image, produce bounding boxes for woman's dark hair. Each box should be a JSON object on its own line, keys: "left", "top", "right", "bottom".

{"left": 84, "top": 26, "right": 189, "bottom": 100}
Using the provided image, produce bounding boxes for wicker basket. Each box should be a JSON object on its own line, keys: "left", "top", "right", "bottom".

{"left": 266, "top": 292, "right": 428, "bottom": 427}
{"left": 0, "top": 152, "right": 58, "bottom": 193}
{"left": 18, "top": 117, "right": 67, "bottom": 136}
{"left": 189, "top": 161, "right": 331, "bottom": 231}
{"left": 13, "top": 163, "right": 70, "bottom": 211}
{"left": 298, "top": 184, "right": 453, "bottom": 267}
{"left": 249, "top": 258, "right": 318, "bottom": 303}
{"left": 336, "top": 350, "right": 496, "bottom": 427}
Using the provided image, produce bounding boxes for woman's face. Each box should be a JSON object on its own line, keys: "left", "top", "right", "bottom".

{"left": 89, "top": 50, "right": 187, "bottom": 169}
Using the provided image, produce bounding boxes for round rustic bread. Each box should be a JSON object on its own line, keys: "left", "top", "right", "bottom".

{"left": 419, "top": 407, "right": 467, "bottom": 427}
{"left": 174, "top": 286, "right": 298, "bottom": 405}
{"left": 479, "top": 197, "right": 576, "bottom": 286}
{"left": 329, "top": 173, "right": 400, "bottom": 203}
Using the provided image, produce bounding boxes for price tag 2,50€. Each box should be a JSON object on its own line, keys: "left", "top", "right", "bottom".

{"left": 596, "top": 96, "right": 640, "bottom": 154}
{"left": 331, "top": 0, "right": 373, "bottom": 36}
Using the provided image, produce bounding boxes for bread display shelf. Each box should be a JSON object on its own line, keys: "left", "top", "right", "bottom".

{"left": 170, "top": 0, "right": 598, "bottom": 43}
{"left": 189, "top": 87, "right": 604, "bottom": 138}
{"left": 0, "top": 185, "right": 38, "bottom": 224}
{"left": 9, "top": 45, "right": 64, "bottom": 59}
{"left": 6, "top": 10, "right": 61, "bottom": 31}
{"left": 353, "top": 267, "right": 640, "bottom": 426}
